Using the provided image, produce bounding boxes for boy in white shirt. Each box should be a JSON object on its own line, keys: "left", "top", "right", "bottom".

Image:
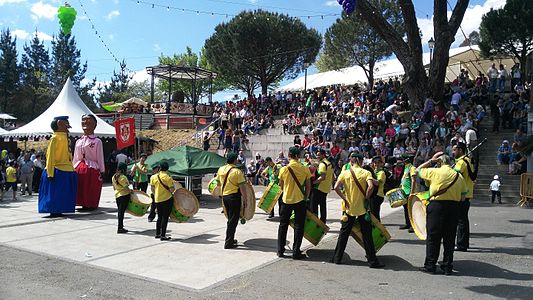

{"left": 490, "top": 175, "right": 502, "bottom": 204}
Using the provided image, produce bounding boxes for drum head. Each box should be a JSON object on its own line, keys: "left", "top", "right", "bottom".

{"left": 173, "top": 188, "right": 199, "bottom": 217}
{"left": 241, "top": 183, "right": 256, "bottom": 220}
{"left": 130, "top": 190, "right": 152, "bottom": 204}
{"left": 208, "top": 178, "right": 221, "bottom": 198}
{"left": 408, "top": 195, "right": 427, "bottom": 240}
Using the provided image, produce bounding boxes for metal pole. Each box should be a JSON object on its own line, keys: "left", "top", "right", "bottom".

{"left": 150, "top": 69, "right": 155, "bottom": 103}
{"left": 304, "top": 67, "right": 308, "bottom": 96}
{"left": 167, "top": 66, "right": 172, "bottom": 114}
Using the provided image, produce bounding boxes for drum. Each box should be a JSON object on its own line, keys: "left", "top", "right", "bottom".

{"left": 170, "top": 185, "right": 200, "bottom": 223}
{"left": 408, "top": 191, "right": 430, "bottom": 240}
{"left": 257, "top": 182, "right": 282, "bottom": 213}
{"left": 222, "top": 183, "right": 256, "bottom": 221}
{"left": 126, "top": 190, "right": 152, "bottom": 217}
{"left": 350, "top": 214, "right": 391, "bottom": 253}
{"left": 289, "top": 210, "right": 330, "bottom": 246}
{"left": 208, "top": 178, "right": 220, "bottom": 197}
{"left": 385, "top": 188, "right": 407, "bottom": 208}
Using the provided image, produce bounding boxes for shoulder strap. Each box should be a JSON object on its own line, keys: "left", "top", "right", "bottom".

{"left": 157, "top": 174, "right": 173, "bottom": 193}
{"left": 287, "top": 167, "right": 306, "bottom": 198}
{"left": 349, "top": 168, "right": 367, "bottom": 199}
{"left": 113, "top": 174, "right": 126, "bottom": 188}
{"left": 462, "top": 158, "right": 476, "bottom": 179}
{"left": 221, "top": 167, "right": 236, "bottom": 195}
{"left": 430, "top": 172, "right": 460, "bottom": 200}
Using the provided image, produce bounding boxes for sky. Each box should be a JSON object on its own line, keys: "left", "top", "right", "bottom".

{"left": 0, "top": 0, "right": 505, "bottom": 101}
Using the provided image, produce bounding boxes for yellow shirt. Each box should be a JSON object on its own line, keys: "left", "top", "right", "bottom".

{"left": 337, "top": 167, "right": 372, "bottom": 217}
{"left": 112, "top": 174, "right": 131, "bottom": 198}
{"left": 316, "top": 159, "right": 333, "bottom": 193}
{"left": 279, "top": 159, "right": 311, "bottom": 204}
{"left": 149, "top": 171, "right": 174, "bottom": 203}
{"left": 375, "top": 169, "right": 386, "bottom": 197}
{"left": 418, "top": 165, "right": 467, "bottom": 201}
{"left": 454, "top": 155, "right": 474, "bottom": 199}
{"left": 46, "top": 132, "right": 74, "bottom": 178}
{"left": 216, "top": 164, "right": 246, "bottom": 196}
{"left": 6, "top": 166, "right": 17, "bottom": 183}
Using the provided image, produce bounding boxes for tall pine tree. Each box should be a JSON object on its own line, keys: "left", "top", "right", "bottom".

{"left": 50, "top": 31, "right": 87, "bottom": 92}
{"left": 98, "top": 60, "right": 131, "bottom": 103}
{"left": 0, "top": 28, "right": 19, "bottom": 113}
{"left": 20, "top": 31, "right": 52, "bottom": 119}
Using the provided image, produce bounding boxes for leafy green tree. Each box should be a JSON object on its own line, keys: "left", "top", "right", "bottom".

{"left": 479, "top": 0, "right": 533, "bottom": 75}
{"left": 0, "top": 28, "right": 19, "bottom": 113}
{"left": 157, "top": 46, "right": 227, "bottom": 104}
{"left": 50, "top": 31, "right": 88, "bottom": 92}
{"left": 317, "top": 1, "right": 403, "bottom": 88}
{"left": 459, "top": 30, "right": 480, "bottom": 47}
{"left": 98, "top": 60, "right": 131, "bottom": 103}
{"left": 19, "top": 32, "right": 53, "bottom": 120}
{"left": 204, "top": 10, "right": 322, "bottom": 95}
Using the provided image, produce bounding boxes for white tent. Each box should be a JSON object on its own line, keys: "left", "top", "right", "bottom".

{"left": 278, "top": 46, "right": 517, "bottom": 92}
{"left": 122, "top": 97, "right": 148, "bottom": 107}
{"left": 0, "top": 127, "right": 8, "bottom": 134}
{"left": 1, "top": 78, "right": 116, "bottom": 139}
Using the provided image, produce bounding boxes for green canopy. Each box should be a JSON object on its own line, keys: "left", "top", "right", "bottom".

{"left": 141, "top": 146, "right": 227, "bottom": 176}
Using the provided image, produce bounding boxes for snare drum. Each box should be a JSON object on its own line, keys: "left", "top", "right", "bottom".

{"left": 170, "top": 185, "right": 200, "bottom": 223}
{"left": 350, "top": 214, "right": 391, "bottom": 253}
{"left": 208, "top": 178, "right": 221, "bottom": 197}
{"left": 290, "top": 210, "right": 330, "bottom": 246}
{"left": 126, "top": 190, "right": 152, "bottom": 217}
{"left": 257, "top": 182, "right": 282, "bottom": 213}
{"left": 222, "top": 183, "right": 256, "bottom": 221}
{"left": 408, "top": 191, "right": 430, "bottom": 240}
{"left": 385, "top": 188, "right": 407, "bottom": 208}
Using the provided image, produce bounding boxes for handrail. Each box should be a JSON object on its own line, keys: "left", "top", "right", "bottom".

{"left": 518, "top": 173, "right": 533, "bottom": 207}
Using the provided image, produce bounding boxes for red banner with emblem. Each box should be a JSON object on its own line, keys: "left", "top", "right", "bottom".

{"left": 114, "top": 117, "right": 135, "bottom": 150}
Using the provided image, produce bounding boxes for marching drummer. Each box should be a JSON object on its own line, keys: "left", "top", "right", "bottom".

{"left": 147, "top": 164, "right": 161, "bottom": 222}
{"left": 216, "top": 152, "right": 247, "bottom": 249}
{"left": 112, "top": 162, "right": 131, "bottom": 234}
{"left": 277, "top": 146, "right": 311, "bottom": 259}
{"left": 331, "top": 152, "right": 384, "bottom": 268}
{"left": 130, "top": 153, "right": 149, "bottom": 192}
{"left": 452, "top": 142, "right": 474, "bottom": 252}
{"left": 417, "top": 152, "right": 466, "bottom": 275}
{"left": 371, "top": 156, "right": 386, "bottom": 221}
{"left": 399, "top": 154, "right": 416, "bottom": 232}
{"left": 311, "top": 149, "right": 333, "bottom": 223}
{"left": 150, "top": 161, "right": 176, "bottom": 241}
{"left": 261, "top": 157, "right": 282, "bottom": 219}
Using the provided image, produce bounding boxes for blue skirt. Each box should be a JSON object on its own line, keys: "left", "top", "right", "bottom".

{"left": 38, "top": 169, "right": 78, "bottom": 213}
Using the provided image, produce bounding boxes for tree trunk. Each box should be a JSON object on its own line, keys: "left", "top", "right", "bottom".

{"left": 261, "top": 81, "right": 268, "bottom": 96}
{"left": 367, "top": 61, "right": 375, "bottom": 90}
{"left": 429, "top": 37, "right": 454, "bottom": 105}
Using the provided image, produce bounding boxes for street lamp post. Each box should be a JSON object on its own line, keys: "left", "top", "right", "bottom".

{"left": 428, "top": 37, "right": 435, "bottom": 64}
{"left": 304, "top": 62, "right": 309, "bottom": 96}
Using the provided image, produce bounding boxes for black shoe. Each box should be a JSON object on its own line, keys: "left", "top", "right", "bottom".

{"left": 419, "top": 266, "right": 437, "bottom": 274}
{"left": 148, "top": 218, "right": 154, "bottom": 222}
{"left": 408, "top": 228, "right": 415, "bottom": 233}
{"left": 155, "top": 235, "right": 161, "bottom": 239}
{"left": 160, "top": 236, "right": 171, "bottom": 241}
{"left": 233, "top": 239, "right": 238, "bottom": 245}
{"left": 224, "top": 243, "right": 237, "bottom": 249}
{"left": 292, "top": 253, "right": 307, "bottom": 260}
{"left": 454, "top": 247, "right": 467, "bottom": 252}
{"left": 369, "top": 262, "right": 385, "bottom": 269}
{"left": 117, "top": 228, "right": 128, "bottom": 234}
{"left": 440, "top": 265, "right": 453, "bottom": 275}
{"left": 399, "top": 225, "right": 411, "bottom": 230}
{"left": 277, "top": 252, "right": 286, "bottom": 258}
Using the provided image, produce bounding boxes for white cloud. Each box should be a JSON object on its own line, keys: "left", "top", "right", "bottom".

{"left": 248, "top": 0, "right": 258, "bottom": 4}
{"left": 106, "top": 10, "right": 120, "bottom": 20}
{"left": 108, "top": 34, "right": 114, "bottom": 40}
{"left": 324, "top": 1, "right": 337, "bottom": 7}
{"left": 153, "top": 43, "right": 161, "bottom": 53}
{"left": 131, "top": 69, "right": 151, "bottom": 84}
{"left": 12, "top": 29, "right": 53, "bottom": 41}
{"left": 0, "top": 0, "right": 25, "bottom": 6}
{"left": 418, "top": 0, "right": 505, "bottom": 47}
{"left": 30, "top": 1, "right": 57, "bottom": 21}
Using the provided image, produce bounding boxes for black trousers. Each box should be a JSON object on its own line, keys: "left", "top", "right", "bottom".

{"left": 156, "top": 198, "right": 173, "bottom": 237}
{"left": 370, "top": 196, "right": 384, "bottom": 222}
{"left": 333, "top": 214, "right": 378, "bottom": 265}
{"left": 491, "top": 191, "right": 501, "bottom": 203}
{"left": 456, "top": 199, "right": 470, "bottom": 250}
{"left": 269, "top": 192, "right": 283, "bottom": 218}
{"left": 148, "top": 194, "right": 156, "bottom": 220}
{"left": 223, "top": 193, "right": 242, "bottom": 248}
{"left": 425, "top": 200, "right": 459, "bottom": 270}
{"left": 403, "top": 203, "right": 411, "bottom": 227}
{"left": 278, "top": 200, "right": 306, "bottom": 256}
{"left": 135, "top": 181, "right": 148, "bottom": 193}
{"left": 310, "top": 189, "right": 328, "bottom": 223}
{"left": 115, "top": 194, "right": 130, "bottom": 229}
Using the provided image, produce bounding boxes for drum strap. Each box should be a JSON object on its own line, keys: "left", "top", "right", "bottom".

{"left": 287, "top": 167, "right": 306, "bottom": 199}
{"left": 112, "top": 174, "right": 125, "bottom": 188}
{"left": 429, "top": 172, "right": 460, "bottom": 201}
{"left": 157, "top": 174, "right": 173, "bottom": 194}
{"left": 221, "top": 167, "right": 236, "bottom": 199}
{"left": 349, "top": 168, "right": 367, "bottom": 199}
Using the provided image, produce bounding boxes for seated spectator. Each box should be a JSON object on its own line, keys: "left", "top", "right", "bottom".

{"left": 509, "top": 143, "right": 526, "bottom": 175}
{"left": 497, "top": 140, "right": 511, "bottom": 165}
{"left": 392, "top": 142, "right": 405, "bottom": 158}
{"left": 514, "top": 129, "right": 525, "bottom": 146}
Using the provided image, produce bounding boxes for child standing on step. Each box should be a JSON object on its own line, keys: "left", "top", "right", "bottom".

{"left": 490, "top": 175, "right": 502, "bottom": 204}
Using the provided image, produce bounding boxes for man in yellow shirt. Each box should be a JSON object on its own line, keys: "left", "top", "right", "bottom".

{"left": 5, "top": 161, "right": 18, "bottom": 201}
{"left": 150, "top": 161, "right": 176, "bottom": 241}
{"left": 371, "top": 156, "right": 386, "bottom": 221}
{"left": 277, "top": 147, "right": 311, "bottom": 259}
{"left": 38, "top": 116, "right": 78, "bottom": 218}
{"left": 417, "top": 152, "right": 467, "bottom": 275}
{"left": 216, "top": 152, "right": 247, "bottom": 249}
{"left": 452, "top": 142, "right": 474, "bottom": 252}
{"left": 332, "top": 152, "right": 384, "bottom": 268}
{"left": 147, "top": 164, "right": 161, "bottom": 222}
{"left": 112, "top": 162, "right": 131, "bottom": 234}
{"left": 310, "top": 149, "right": 333, "bottom": 223}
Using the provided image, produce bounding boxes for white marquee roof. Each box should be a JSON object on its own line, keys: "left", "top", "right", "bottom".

{"left": 1, "top": 78, "right": 116, "bottom": 139}
{"left": 278, "top": 46, "right": 516, "bottom": 92}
